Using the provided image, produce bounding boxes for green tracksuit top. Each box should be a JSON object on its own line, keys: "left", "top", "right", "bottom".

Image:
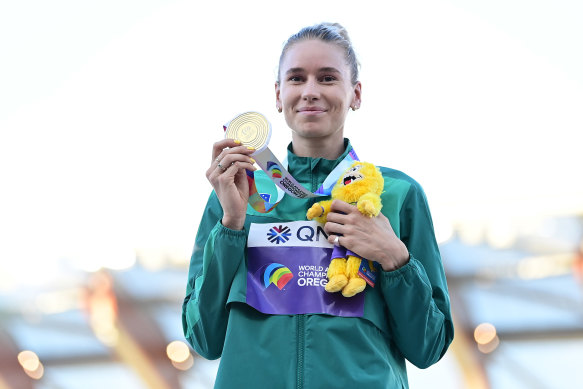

{"left": 182, "top": 140, "right": 454, "bottom": 388}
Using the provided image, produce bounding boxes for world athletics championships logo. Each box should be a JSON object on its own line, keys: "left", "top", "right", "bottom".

{"left": 263, "top": 263, "right": 293, "bottom": 290}
{"left": 267, "top": 225, "right": 291, "bottom": 244}
{"left": 266, "top": 161, "right": 282, "bottom": 179}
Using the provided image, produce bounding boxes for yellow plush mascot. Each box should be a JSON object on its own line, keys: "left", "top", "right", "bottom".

{"left": 306, "top": 161, "right": 384, "bottom": 297}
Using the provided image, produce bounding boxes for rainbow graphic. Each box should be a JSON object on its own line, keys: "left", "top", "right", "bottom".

{"left": 263, "top": 263, "right": 293, "bottom": 290}
{"left": 266, "top": 161, "right": 283, "bottom": 179}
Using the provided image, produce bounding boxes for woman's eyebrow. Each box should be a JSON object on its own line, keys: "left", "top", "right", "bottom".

{"left": 284, "top": 67, "right": 341, "bottom": 75}
{"left": 285, "top": 67, "right": 305, "bottom": 75}
{"left": 318, "top": 67, "right": 341, "bottom": 74}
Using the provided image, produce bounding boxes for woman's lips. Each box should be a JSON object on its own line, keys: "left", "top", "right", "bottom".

{"left": 297, "top": 107, "right": 327, "bottom": 115}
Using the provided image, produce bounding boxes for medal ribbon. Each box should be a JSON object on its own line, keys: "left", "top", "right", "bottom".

{"left": 224, "top": 112, "right": 359, "bottom": 213}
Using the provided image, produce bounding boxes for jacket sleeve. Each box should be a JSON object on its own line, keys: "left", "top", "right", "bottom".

{"left": 181, "top": 192, "right": 248, "bottom": 359}
{"left": 379, "top": 181, "right": 454, "bottom": 368}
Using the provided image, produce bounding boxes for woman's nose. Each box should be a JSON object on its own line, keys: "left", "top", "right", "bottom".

{"left": 301, "top": 78, "right": 320, "bottom": 101}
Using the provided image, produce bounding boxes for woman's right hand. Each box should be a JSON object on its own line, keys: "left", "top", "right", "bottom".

{"left": 206, "top": 139, "right": 256, "bottom": 230}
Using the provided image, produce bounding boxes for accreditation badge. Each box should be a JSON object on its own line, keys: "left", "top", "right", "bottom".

{"left": 245, "top": 221, "right": 365, "bottom": 317}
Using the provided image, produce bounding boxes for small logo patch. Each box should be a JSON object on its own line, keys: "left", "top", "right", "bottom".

{"left": 259, "top": 193, "right": 272, "bottom": 202}
{"left": 267, "top": 161, "right": 283, "bottom": 179}
{"left": 263, "top": 263, "right": 293, "bottom": 290}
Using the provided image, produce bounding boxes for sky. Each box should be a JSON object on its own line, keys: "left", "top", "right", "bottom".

{"left": 1, "top": 0, "right": 582, "bottom": 284}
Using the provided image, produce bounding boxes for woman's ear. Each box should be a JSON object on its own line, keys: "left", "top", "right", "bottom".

{"left": 275, "top": 82, "right": 282, "bottom": 112}
{"left": 351, "top": 81, "right": 362, "bottom": 110}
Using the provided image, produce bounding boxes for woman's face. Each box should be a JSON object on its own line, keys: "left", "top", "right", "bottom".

{"left": 275, "top": 39, "right": 361, "bottom": 142}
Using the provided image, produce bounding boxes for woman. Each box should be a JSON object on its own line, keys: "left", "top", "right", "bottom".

{"left": 182, "top": 23, "right": 454, "bottom": 388}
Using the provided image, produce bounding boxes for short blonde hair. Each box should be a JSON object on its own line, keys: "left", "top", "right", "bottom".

{"left": 277, "top": 23, "right": 360, "bottom": 86}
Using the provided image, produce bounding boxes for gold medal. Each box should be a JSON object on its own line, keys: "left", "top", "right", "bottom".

{"left": 225, "top": 112, "right": 271, "bottom": 151}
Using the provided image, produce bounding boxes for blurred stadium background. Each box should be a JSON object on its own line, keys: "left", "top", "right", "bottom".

{"left": 1, "top": 1, "right": 582, "bottom": 388}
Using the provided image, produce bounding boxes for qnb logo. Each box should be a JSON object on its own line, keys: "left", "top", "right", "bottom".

{"left": 267, "top": 225, "right": 291, "bottom": 244}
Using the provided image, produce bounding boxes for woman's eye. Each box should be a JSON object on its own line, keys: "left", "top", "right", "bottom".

{"left": 322, "top": 76, "right": 336, "bottom": 82}
{"left": 288, "top": 76, "right": 303, "bottom": 82}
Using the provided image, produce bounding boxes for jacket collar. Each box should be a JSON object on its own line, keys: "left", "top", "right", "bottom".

{"left": 285, "top": 138, "right": 354, "bottom": 186}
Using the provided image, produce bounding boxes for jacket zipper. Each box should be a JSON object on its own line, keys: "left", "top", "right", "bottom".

{"left": 296, "top": 160, "right": 318, "bottom": 388}
{"left": 296, "top": 313, "right": 305, "bottom": 389}
{"left": 295, "top": 160, "right": 315, "bottom": 388}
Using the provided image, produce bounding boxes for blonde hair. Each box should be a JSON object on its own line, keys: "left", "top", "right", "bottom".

{"left": 277, "top": 23, "right": 360, "bottom": 85}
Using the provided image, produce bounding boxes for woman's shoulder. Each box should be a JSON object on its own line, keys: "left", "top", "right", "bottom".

{"left": 376, "top": 165, "right": 424, "bottom": 192}
{"left": 376, "top": 166, "right": 433, "bottom": 218}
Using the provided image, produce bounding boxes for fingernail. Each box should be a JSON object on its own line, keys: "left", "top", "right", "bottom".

{"left": 250, "top": 158, "right": 256, "bottom": 164}
{"left": 234, "top": 139, "right": 241, "bottom": 144}
{"left": 246, "top": 146, "right": 255, "bottom": 151}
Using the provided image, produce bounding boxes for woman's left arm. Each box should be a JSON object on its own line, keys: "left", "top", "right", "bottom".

{"left": 381, "top": 183, "right": 454, "bottom": 368}
{"left": 325, "top": 185, "right": 454, "bottom": 368}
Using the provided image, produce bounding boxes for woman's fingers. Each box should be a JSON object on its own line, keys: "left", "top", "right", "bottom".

{"left": 324, "top": 201, "right": 356, "bottom": 245}
{"left": 204, "top": 138, "right": 258, "bottom": 231}
{"left": 212, "top": 140, "right": 255, "bottom": 162}
{"left": 325, "top": 201, "right": 358, "bottom": 226}
{"left": 209, "top": 153, "right": 255, "bottom": 176}
{"left": 211, "top": 139, "right": 243, "bottom": 162}
{"left": 206, "top": 144, "right": 256, "bottom": 180}
{"left": 324, "top": 201, "right": 409, "bottom": 270}
{"left": 217, "top": 161, "right": 256, "bottom": 181}
{"left": 217, "top": 150, "right": 255, "bottom": 170}
{"left": 329, "top": 199, "right": 355, "bottom": 214}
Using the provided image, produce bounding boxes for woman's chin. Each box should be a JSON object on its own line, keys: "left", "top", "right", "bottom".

{"left": 291, "top": 122, "right": 341, "bottom": 139}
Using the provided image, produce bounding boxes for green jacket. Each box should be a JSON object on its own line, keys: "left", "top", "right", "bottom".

{"left": 182, "top": 140, "right": 454, "bottom": 388}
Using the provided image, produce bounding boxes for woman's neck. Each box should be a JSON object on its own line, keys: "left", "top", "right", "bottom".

{"left": 291, "top": 134, "right": 345, "bottom": 160}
